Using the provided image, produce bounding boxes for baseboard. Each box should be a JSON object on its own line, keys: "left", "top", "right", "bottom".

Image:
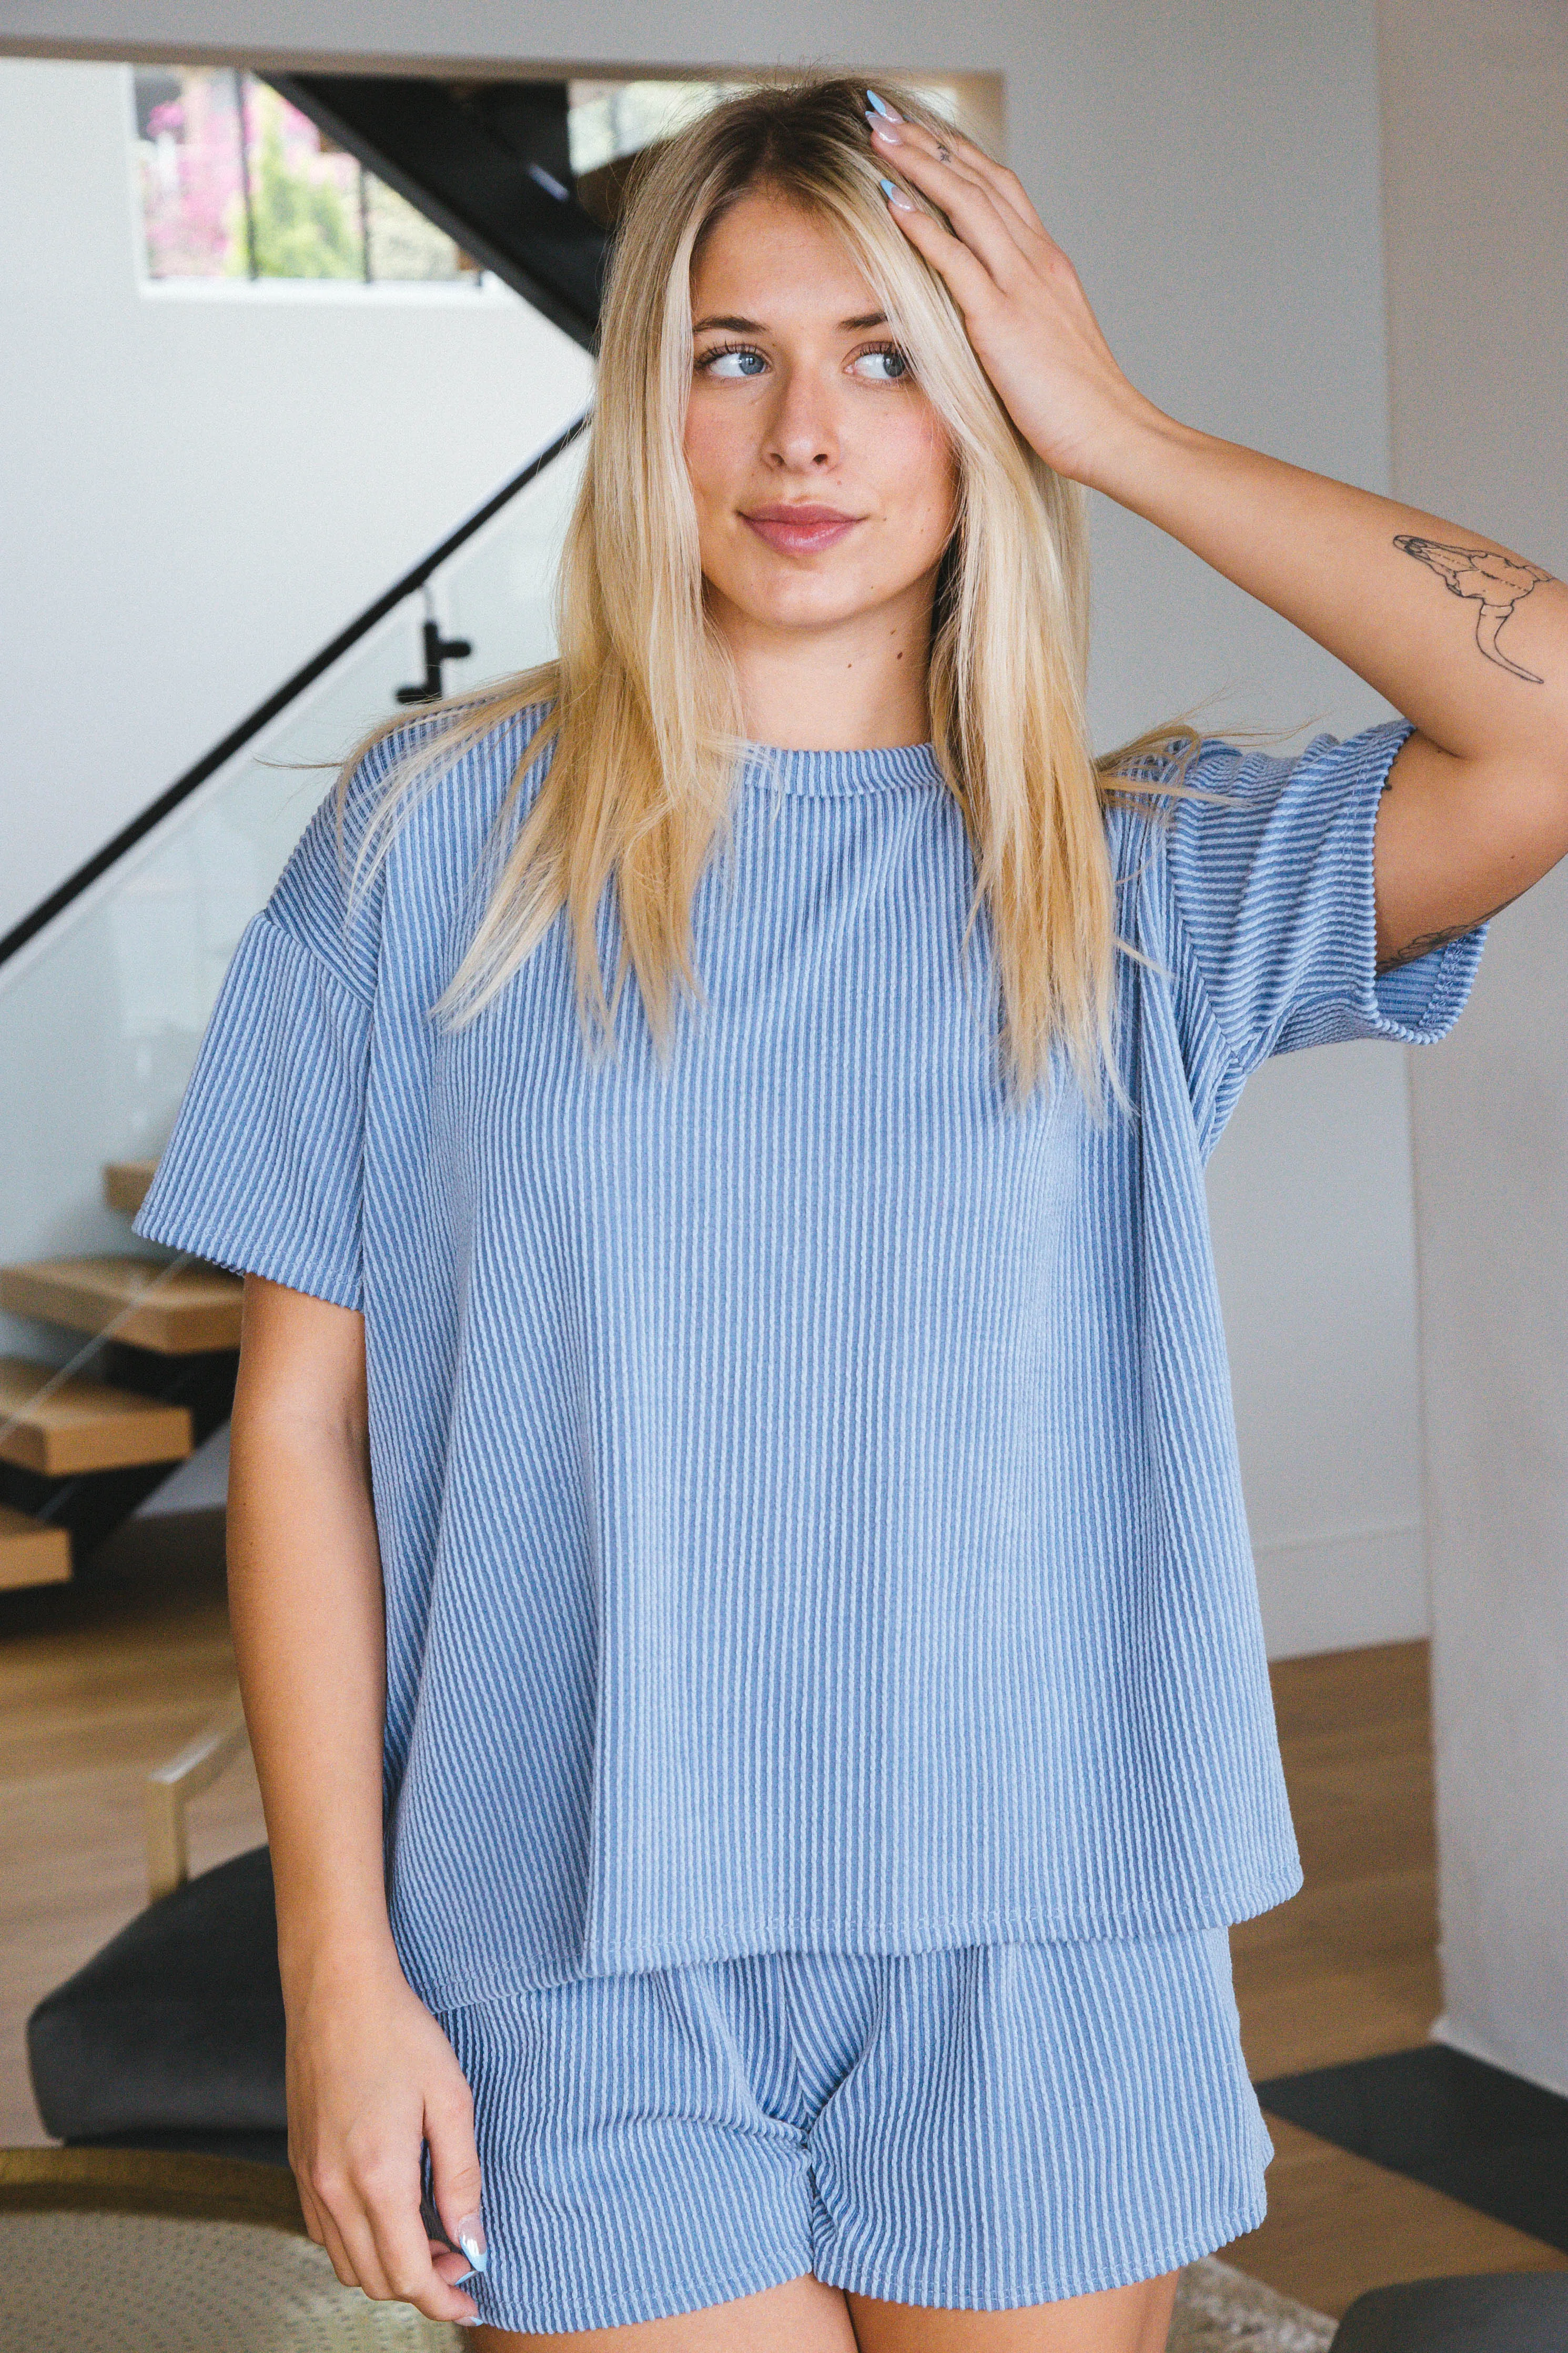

{"left": 1255, "top": 2043, "right": 1568, "bottom": 2255}
{"left": 1254, "top": 1520, "right": 1428, "bottom": 1659}
{"left": 1431, "top": 2009, "right": 1568, "bottom": 2104}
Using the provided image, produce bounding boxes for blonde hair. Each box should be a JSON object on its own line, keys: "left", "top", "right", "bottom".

{"left": 337, "top": 73, "right": 1202, "bottom": 1109}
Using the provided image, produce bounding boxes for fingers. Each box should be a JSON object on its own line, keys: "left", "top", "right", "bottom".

{"left": 363, "top": 2150, "right": 482, "bottom": 2326}
{"left": 876, "top": 177, "right": 1000, "bottom": 316}
{"left": 433, "top": 2245, "right": 480, "bottom": 2290}
{"left": 317, "top": 2210, "right": 367, "bottom": 2294}
{"left": 930, "top": 127, "right": 1049, "bottom": 245}
{"left": 297, "top": 2175, "right": 363, "bottom": 2296}
{"left": 284, "top": 1979, "right": 488, "bottom": 2328}
{"left": 321, "top": 2175, "right": 401, "bottom": 2302}
{"left": 296, "top": 2144, "right": 482, "bottom": 2326}
{"left": 873, "top": 119, "right": 1036, "bottom": 293}
{"left": 427, "top": 2080, "right": 489, "bottom": 2282}
{"left": 868, "top": 107, "right": 1055, "bottom": 259}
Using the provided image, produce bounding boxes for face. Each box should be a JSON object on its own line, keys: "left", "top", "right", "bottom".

{"left": 683, "top": 184, "right": 959, "bottom": 644}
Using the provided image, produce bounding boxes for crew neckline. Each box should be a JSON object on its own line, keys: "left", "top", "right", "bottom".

{"left": 740, "top": 739, "right": 943, "bottom": 798}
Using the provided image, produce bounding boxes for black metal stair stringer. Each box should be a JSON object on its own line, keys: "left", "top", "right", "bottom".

{"left": 266, "top": 74, "right": 608, "bottom": 350}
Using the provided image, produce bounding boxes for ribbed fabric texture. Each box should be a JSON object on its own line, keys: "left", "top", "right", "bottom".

{"left": 434, "top": 1928, "right": 1270, "bottom": 2329}
{"left": 134, "top": 705, "right": 1485, "bottom": 2007}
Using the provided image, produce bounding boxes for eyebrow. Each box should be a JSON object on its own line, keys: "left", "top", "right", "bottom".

{"left": 691, "top": 310, "right": 889, "bottom": 335}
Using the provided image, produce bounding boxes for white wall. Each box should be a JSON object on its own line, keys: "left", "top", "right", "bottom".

{"left": 1380, "top": 0, "right": 1568, "bottom": 2095}
{"left": 1209, "top": 1043, "right": 1432, "bottom": 1656}
{"left": 0, "top": 55, "right": 593, "bottom": 942}
{"left": 0, "top": 5, "right": 1429, "bottom": 1659}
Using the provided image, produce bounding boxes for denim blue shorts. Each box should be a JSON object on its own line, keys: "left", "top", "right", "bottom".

{"left": 434, "top": 1927, "right": 1272, "bottom": 2334}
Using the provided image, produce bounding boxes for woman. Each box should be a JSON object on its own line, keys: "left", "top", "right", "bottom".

{"left": 135, "top": 74, "right": 1565, "bottom": 2353}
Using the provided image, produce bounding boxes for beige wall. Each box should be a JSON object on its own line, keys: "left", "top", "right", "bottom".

{"left": 1380, "top": 0, "right": 1568, "bottom": 2093}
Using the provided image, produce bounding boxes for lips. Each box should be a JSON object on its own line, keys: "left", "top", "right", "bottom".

{"left": 742, "top": 504, "right": 863, "bottom": 555}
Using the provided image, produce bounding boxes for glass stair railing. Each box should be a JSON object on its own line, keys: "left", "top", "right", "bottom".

{"left": 0, "top": 418, "right": 588, "bottom": 1591}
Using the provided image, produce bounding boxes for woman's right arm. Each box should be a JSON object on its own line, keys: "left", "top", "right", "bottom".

{"left": 228, "top": 1272, "right": 484, "bottom": 2328}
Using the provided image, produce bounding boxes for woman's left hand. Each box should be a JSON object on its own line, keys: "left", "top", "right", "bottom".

{"left": 867, "top": 100, "right": 1159, "bottom": 489}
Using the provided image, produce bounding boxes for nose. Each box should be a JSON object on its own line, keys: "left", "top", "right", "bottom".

{"left": 763, "top": 360, "right": 841, "bottom": 472}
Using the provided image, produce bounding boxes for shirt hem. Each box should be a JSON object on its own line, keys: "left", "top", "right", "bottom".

{"left": 130, "top": 1208, "right": 363, "bottom": 1314}
{"left": 408, "top": 1866, "right": 1307, "bottom": 2013}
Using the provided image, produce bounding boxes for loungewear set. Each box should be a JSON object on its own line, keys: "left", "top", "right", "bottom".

{"left": 136, "top": 708, "right": 1485, "bottom": 2331}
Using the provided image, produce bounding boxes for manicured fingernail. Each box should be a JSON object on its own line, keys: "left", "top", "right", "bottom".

{"left": 456, "top": 2316, "right": 481, "bottom": 2329}
{"left": 866, "top": 109, "right": 902, "bottom": 142}
{"left": 456, "top": 2215, "right": 488, "bottom": 2272}
{"left": 879, "top": 177, "right": 915, "bottom": 213}
{"left": 866, "top": 88, "right": 903, "bottom": 122}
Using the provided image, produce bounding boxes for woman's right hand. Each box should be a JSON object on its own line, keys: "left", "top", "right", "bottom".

{"left": 226, "top": 1282, "right": 484, "bottom": 2321}
{"left": 285, "top": 1945, "right": 487, "bottom": 2329}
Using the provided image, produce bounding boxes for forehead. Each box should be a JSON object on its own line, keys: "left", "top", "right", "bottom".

{"left": 690, "top": 186, "right": 875, "bottom": 321}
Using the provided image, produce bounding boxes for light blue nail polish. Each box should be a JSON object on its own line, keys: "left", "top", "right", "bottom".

{"left": 866, "top": 88, "right": 901, "bottom": 121}
{"left": 879, "top": 177, "right": 897, "bottom": 198}
{"left": 453, "top": 2210, "right": 489, "bottom": 2274}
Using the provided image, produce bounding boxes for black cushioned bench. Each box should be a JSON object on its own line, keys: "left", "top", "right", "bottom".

{"left": 1330, "top": 2273, "right": 1568, "bottom": 2350}
{"left": 27, "top": 1844, "right": 287, "bottom": 2164}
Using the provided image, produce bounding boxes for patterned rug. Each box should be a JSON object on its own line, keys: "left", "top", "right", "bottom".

{"left": 0, "top": 2210, "right": 1338, "bottom": 2351}
{"left": 1171, "top": 2258, "right": 1338, "bottom": 2352}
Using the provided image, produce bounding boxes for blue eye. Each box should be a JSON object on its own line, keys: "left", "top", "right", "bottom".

{"left": 853, "top": 343, "right": 912, "bottom": 382}
{"left": 698, "top": 343, "right": 767, "bottom": 378}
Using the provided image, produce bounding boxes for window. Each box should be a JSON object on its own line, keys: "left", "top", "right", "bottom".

{"left": 130, "top": 67, "right": 483, "bottom": 285}
{"left": 563, "top": 76, "right": 974, "bottom": 180}
{"left": 564, "top": 81, "right": 755, "bottom": 178}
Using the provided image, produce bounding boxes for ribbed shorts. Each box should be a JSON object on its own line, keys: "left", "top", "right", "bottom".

{"left": 431, "top": 1927, "right": 1272, "bottom": 2335}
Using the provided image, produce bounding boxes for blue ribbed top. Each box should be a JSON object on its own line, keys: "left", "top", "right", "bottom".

{"left": 741, "top": 739, "right": 946, "bottom": 793}
{"left": 135, "top": 707, "right": 1485, "bottom": 2007}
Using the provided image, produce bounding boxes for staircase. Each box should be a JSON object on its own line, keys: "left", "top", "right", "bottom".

{"left": 0, "top": 75, "right": 623, "bottom": 1601}
{"left": 267, "top": 74, "right": 606, "bottom": 349}
{"left": 0, "top": 1163, "right": 241, "bottom": 1591}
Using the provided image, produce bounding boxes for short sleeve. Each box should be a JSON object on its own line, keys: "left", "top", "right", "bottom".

{"left": 131, "top": 742, "right": 393, "bottom": 1310}
{"left": 1165, "top": 716, "right": 1488, "bottom": 1074}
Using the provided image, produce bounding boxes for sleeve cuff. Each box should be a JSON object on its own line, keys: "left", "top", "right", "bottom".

{"left": 1281, "top": 718, "right": 1488, "bottom": 1052}
{"left": 1371, "top": 924, "right": 1489, "bottom": 1041}
{"left": 1359, "top": 719, "right": 1489, "bottom": 1045}
{"left": 131, "top": 913, "right": 369, "bottom": 1311}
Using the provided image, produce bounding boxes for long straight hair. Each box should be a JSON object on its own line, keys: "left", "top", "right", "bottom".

{"left": 337, "top": 74, "right": 1201, "bottom": 1110}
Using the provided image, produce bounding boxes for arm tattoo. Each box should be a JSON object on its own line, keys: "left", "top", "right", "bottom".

{"left": 1393, "top": 533, "right": 1553, "bottom": 684}
{"left": 1376, "top": 894, "right": 1516, "bottom": 974}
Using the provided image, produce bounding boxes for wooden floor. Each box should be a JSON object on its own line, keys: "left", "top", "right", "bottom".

{"left": 0, "top": 1511, "right": 265, "bottom": 2154}
{"left": 1227, "top": 1640, "right": 1567, "bottom": 2314}
{"left": 2, "top": 1535, "right": 1564, "bottom": 2320}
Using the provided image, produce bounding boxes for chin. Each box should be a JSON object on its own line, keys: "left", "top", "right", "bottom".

{"left": 725, "top": 570, "right": 883, "bottom": 632}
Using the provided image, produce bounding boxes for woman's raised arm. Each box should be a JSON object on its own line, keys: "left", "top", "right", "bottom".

{"left": 228, "top": 1273, "right": 484, "bottom": 2328}
{"left": 865, "top": 98, "right": 1568, "bottom": 969}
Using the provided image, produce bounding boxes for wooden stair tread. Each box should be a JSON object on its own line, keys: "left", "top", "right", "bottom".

{"left": 0, "top": 1356, "right": 194, "bottom": 1476}
{"left": 0, "top": 1503, "right": 72, "bottom": 1591}
{"left": 0, "top": 1257, "right": 243, "bottom": 1355}
{"left": 103, "top": 1160, "right": 159, "bottom": 1217}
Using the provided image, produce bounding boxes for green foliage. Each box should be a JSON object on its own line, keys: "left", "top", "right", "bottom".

{"left": 225, "top": 96, "right": 361, "bottom": 279}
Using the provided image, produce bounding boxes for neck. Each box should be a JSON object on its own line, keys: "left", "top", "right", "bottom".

{"left": 709, "top": 584, "right": 936, "bottom": 750}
